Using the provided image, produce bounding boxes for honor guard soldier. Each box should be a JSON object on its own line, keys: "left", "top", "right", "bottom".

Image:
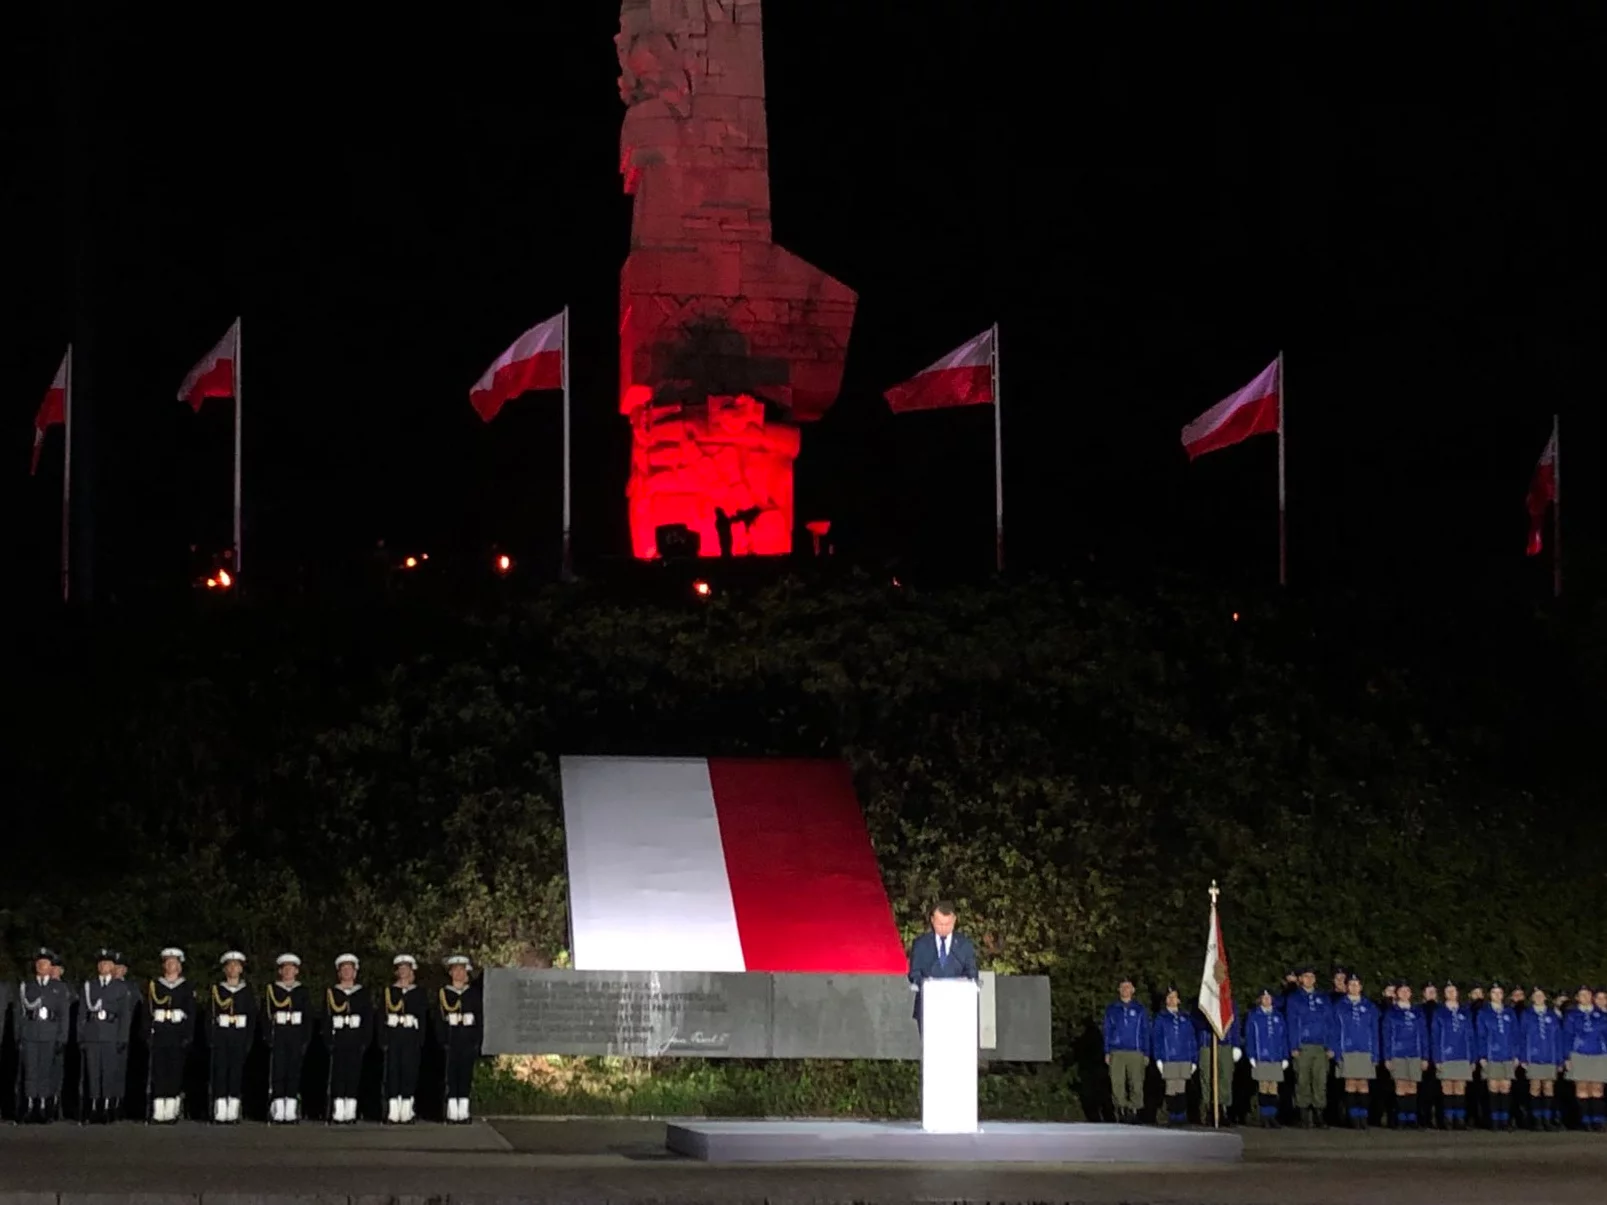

{"left": 48, "top": 954, "right": 65, "bottom": 982}
{"left": 207, "top": 952, "right": 256, "bottom": 1124}
{"left": 78, "top": 948, "right": 134, "bottom": 1123}
{"left": 1431, "top": 980, "right": 1476, "bottom": 1129}
{"left": 380, "top": 954, "right": 428, "bottom": 1124}
{"left": 435, "top": 954, "right": 483, "bottom": 1124}
{"left": 1382, "top": 981, "right": 1427, "bottom": 1128}
{"left": 1476, "top": 980, "right": 1519, "bottom": 1129}
{"left": 1518, "top": 984, "right": 1563, "bottom": 1130}
{"left": 1329, "top": 971, "right": 1380, "bottom": 1129}
{"left": 1102, "top": 977, "right": 1151, "bottom": 1124}
{"left": 1242, "top": 987, "right": 1290, "bottom": 1127}
{"left": 146, "top": 947, "right": 197, "bottom": 1123}
{"left": 324, "top": 954, "right": 370, "bottom": 1123}
{"left": 264, "top": 953, "right": 311, "bottom": 1123}
{"left": 16, "top": 948, "right": 71, "bottom": 1123}
{"left": 1563, "top": 985, "right": 1606, "bottom": 1131}
{"left": 1286, "top": 965, "right": 1332, "bottom": 1128}
{"left": 1150, "top": 987, "right": 1195, "bottom": 1127}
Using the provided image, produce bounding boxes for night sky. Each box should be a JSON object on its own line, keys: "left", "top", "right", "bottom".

{"left": 3, "top": 2, "right": 1601, "bottom": 603}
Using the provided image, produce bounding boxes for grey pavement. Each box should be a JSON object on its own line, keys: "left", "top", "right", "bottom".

{"left": 0, "top": 1117, "right": 1604, "bottom": 1203}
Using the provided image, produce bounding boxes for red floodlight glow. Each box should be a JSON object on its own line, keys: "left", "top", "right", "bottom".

{"left": 216, "top": 569, "right": 233, "bottom": 589}
{"left": 692, "top": 579, "right": 713, "bottom": 598}
{"left": 495, "top": 553, "right": 513, "bottom": 575}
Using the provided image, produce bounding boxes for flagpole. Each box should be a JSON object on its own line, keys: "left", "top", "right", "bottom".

{"left": 561, "top": 304, "right": 573, "bottom": 580}
{"left": 1276, "top": 350, "right": 1287, "bottom": 587}
{"left": 233, "top": 317, "right": 243, "bottom": 581}
{"left": 61, "top": 343, "right": 74, "bottom": 603}
{"left": 1212, "top": 1034, "right": 1221, "bottom": 1129}
{"left": 991, "top": 321, "right": 1004, "bottom": 573}
{"left": 1551, "top": 412, "right": 1561, "bottom": 599}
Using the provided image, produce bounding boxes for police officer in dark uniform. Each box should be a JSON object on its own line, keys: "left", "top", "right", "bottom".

{"left": 15, "top": 948, "right": 71, "bottom": 1123}
{"left": 434, "top": 954, "right": 483, "bottom": 1124}
{"left": 263, "top": 953, "right": 311, "bottom": 1124}
{"left": 77, "top": 948, "right": 134, "bottom": 1123}
{"left": 380, "top": 954, "right": 427, "bottom": 1124}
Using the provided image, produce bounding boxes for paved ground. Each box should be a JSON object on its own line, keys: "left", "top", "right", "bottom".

{"left": 0, "top": 1117, "right": 1604, "bottom": 1202}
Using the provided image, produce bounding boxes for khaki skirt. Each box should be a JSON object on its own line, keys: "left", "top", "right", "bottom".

{"left": 1483, "top": 1060, "right": 1515, "bottom": 1080}
{"left": 1524, "top": 1063, "right": 1557, "bottom": 1080}
{"left": 1387, "top": 1057, "right": 1423, "bottom": 1082}
{"left": 1438, "top": 1060, "right": 1474, "bottom": 1082}
{"left": 1569, "top": 1053, "right": 1607, "bottom": 1083}
{"left": 1340, "top": 1053, "right": 1376, "bottom": 1080}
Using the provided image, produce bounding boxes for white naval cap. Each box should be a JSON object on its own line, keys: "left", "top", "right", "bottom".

{"left": 443, "top": 954, "right": 472, "bottom": 968}
{"left": 160, "top": 947, "right": 186, "bottom": 962}
{"left": 275, "top": 953, "right": 302, "bottom": 967}
{"left": 220, "top": 950, "right": 247, "bottom": 965}
{"left": 392, "top": 954, "right": 418, "bottom": 968}
{"left": 334, "top": 953, "right": 360, "bottom": 968}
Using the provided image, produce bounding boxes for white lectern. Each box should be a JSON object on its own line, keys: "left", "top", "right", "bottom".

{"left": 920, "top": 978, "right": 979, "bottom": 1133}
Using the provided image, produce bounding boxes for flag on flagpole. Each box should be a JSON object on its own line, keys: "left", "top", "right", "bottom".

{"left": 470, "top": 311, "right": 566, "bottom": 422}
{"left": 31, "top": 351, "right": 69, "bottom": 475}
{"left": 177, "top": 318, "right": 240, "bottom": 410}
{"left": 1181, "top": 358, "right": 1281, "bottom": 459}
{"left": 1198, "top": 885, "right": 1233, "bottom": 1041}
{"left": 1525, "top": 425, "right": 1558, "bottom": 556}
{"left": 884, "top": 328, "right": 995, "bottom": 413}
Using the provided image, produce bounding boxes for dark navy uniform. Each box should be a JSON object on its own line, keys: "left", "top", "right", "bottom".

{"left": 379, "top": 955, "right": 427, "bottom": 1124}
{"left": 434, "top": 955, "right": 483, "bottom": 1124}
{"left": 324, "top": 955, "right": 371, "bottom": 1124}
{"left": 207, "top": 953, "right": 256, "bottom": 1124}
{"left": 263, "top": 953, "right": 312, "bottom": 1123}
{"left": 78, "top": 949, "right": 135, "bottom": 1123}
{"left": 15, "top": 949, "right": 72, "bottom": 1123}
{"left": 146, "top": 948, "right": 198, "bottom": 1123}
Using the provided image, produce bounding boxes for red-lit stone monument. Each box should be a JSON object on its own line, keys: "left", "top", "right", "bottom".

{"left": 616, "top": 0, "right": 857, "bottom": 558}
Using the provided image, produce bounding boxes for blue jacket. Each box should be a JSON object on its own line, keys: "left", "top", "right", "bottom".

{"left": 1283, "top": 987, "right": 1331, "bottom": 1048}
{"left": 1382, "top": 1003, "right": 1428, "bottom": 1059}
{"left": 1564, "top": 1007, "right": 1607, "bottom": 1058}
{"left": 1329, "top": 995, "right": 1380, "bottom": 1061}
{"left": 1241, "top": 1005, "right": 1290, "bottom": 1065}
{"left": 1151, "top": 1008, "right": 1196, "bottom": 1064}
{"left": 1518, "top": 1006, "right": 1563, "bottom": 1065}
{"left": 1476, "top": 1005, "right": 1519, "bottom": 1062}
{"left": 1432, "top": 1003, "right": 1476, "bottom": 1063}
{"left": 1104, "top": 1000, "right": 1151, "bottom": 1055}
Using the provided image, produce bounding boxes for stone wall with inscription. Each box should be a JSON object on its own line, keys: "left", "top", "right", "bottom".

{"left": 483, "top": 969, "right": 1052, "bottom": 1061}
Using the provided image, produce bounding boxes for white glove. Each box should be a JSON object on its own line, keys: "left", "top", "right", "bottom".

{"left": 1250, "top": 1059, "right": 1257, "bottom": 1070}
{"left": 1189, "top": 1064, "right": 1197, "bottom": 1074}
{"left": 1232, "top": 1048, "right": 1242, "bottom": 1063}
{"left": 39, "top": 1007, "right": 51, "bottom": 1020}
{"left": 172, "top": 1009, "right": 186, "bottom": 1024}
{"left": 1282, "top": 1060, "right": 1290, "bottom": 1069}
{"left": 1155, "top": 1061, "right": 1164, "bottom": 1074}
{"left": 350, "top": 1015, "right": 361, "bottom": 1028}
{"left": 463, "top": 1013, "right": 475, "bottom": 1026}
{"left": 275, "top": 1011, "right": 290, "bottom": 1025}
{"left": 387, "top": 1014, "right": 399, "bottom": 1028}
{"left": 291, "top": 1011, "right": 302, "bottom": 1025}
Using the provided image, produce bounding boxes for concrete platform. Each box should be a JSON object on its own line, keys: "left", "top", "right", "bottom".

{"left": 664, "top": 1118, "right": 1243, "bottom": 1163}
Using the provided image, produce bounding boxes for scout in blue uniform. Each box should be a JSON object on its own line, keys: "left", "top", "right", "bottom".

{"left": 1285, "top": 964, "right": 1331, "bottom": 1128}
{"left": 1195, "top": 1004, "right": 1239, "bottom": 1126}
{"left": 1517, "top": 985, "right": 1563, "bottom": 1131}
{"left": 1150, "top": 987, "right": 1196, "bottom": 1127}
{"left": 1103, "top": 977, "right": 1151, "bottom": 1124}
{"left": 1329, "top": 971, "right": 1380, "bottom": 1129}
{"left": 1382, "top": 982, "right": 1427, "bottom": 1128}
{"left": 1476, "top": 981, "right": 1519, "bottom": 1130}
{"left": 1432, "top": 980, "right": 1476, "bottom": 1129}
{"left": 1242, "top": 987, "right": 1289, "bottom": 1127}
{"left": 1563, "top": 985, "right": 1606, "bottom": 1131}
{"left": 1418, "top": 982, "right": 1441, "bottom": 1127}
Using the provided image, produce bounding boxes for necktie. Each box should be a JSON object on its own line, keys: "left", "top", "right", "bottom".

{"left": 939, "top": 937, "right": 948, "bottom": 964}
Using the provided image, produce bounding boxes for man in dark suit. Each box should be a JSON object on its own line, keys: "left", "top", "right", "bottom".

{"left": 907, "top": 901, "right": 979, "bottom": 1030}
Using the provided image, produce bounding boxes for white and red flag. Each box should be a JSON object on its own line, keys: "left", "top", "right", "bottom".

{"left": 1525, "top": 425, "right": 1558, "bottom": 556}
{"left": 31, "top": 350, "right": 69, "bottom": 475}
{"left": 1181, "top": 357, "right": 1281, "bottom": 459}
{"left": 1198, "top": 885, "right": 1233, "bottom": 1041}
{"left": 885, "top": 327, "right": 995, "bottom": 413}
{"left": 177, "top": 318, "right": 239, "bottom": 410}
{"left": 559, "top": 756, "right": 906, "bottom": 974}
{"left": 470, "top": 311, "right": 565, "bottom": 423}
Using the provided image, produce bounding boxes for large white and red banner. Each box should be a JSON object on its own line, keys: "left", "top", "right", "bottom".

{"left": 884, "top": 328, "right": 995, "bottom": 413}
{"left": 177, "top": 318, "right": 240, "bottom": 411}
{"left": 1198, "top": 895, "right": 1233, "bottom": 1041}
{"left": 560, "top": 756, "right": 905, "bottom": 973}
{"left": 1525, "top": 427, "right": 1558, "bottom": 556}
{"left": 31, "top": 351, "right": 68, "bottom": 475}
{"left": 1181, "top": 357, "right": 1281, "bottom": 460}
{"left": 470, "top": 311, "right": 565, "bottom": 423}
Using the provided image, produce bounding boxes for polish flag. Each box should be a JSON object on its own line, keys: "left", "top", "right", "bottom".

{"left": 31, "top": 351, "right": 68, "bottom": 475}
{"left": 560, "top": 756, "right": 906, "bottom": 974}
{"left": 1198, "top": 892, "right": 1233, "bottom": 1041}
{"left": 1181, "top": 357, "right": 1281, "bottom": 460}
{"left": 177, "top": 319, "right": 239, "bottom": 411}
{"left": 470, "top": 311, "right": 565, "bottom": 423}
{"left": 1526, "top": 427, "right": 1558, "bottom": 556}
{"left": 885, "top": 328, "right": 995, "bottom": 413}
